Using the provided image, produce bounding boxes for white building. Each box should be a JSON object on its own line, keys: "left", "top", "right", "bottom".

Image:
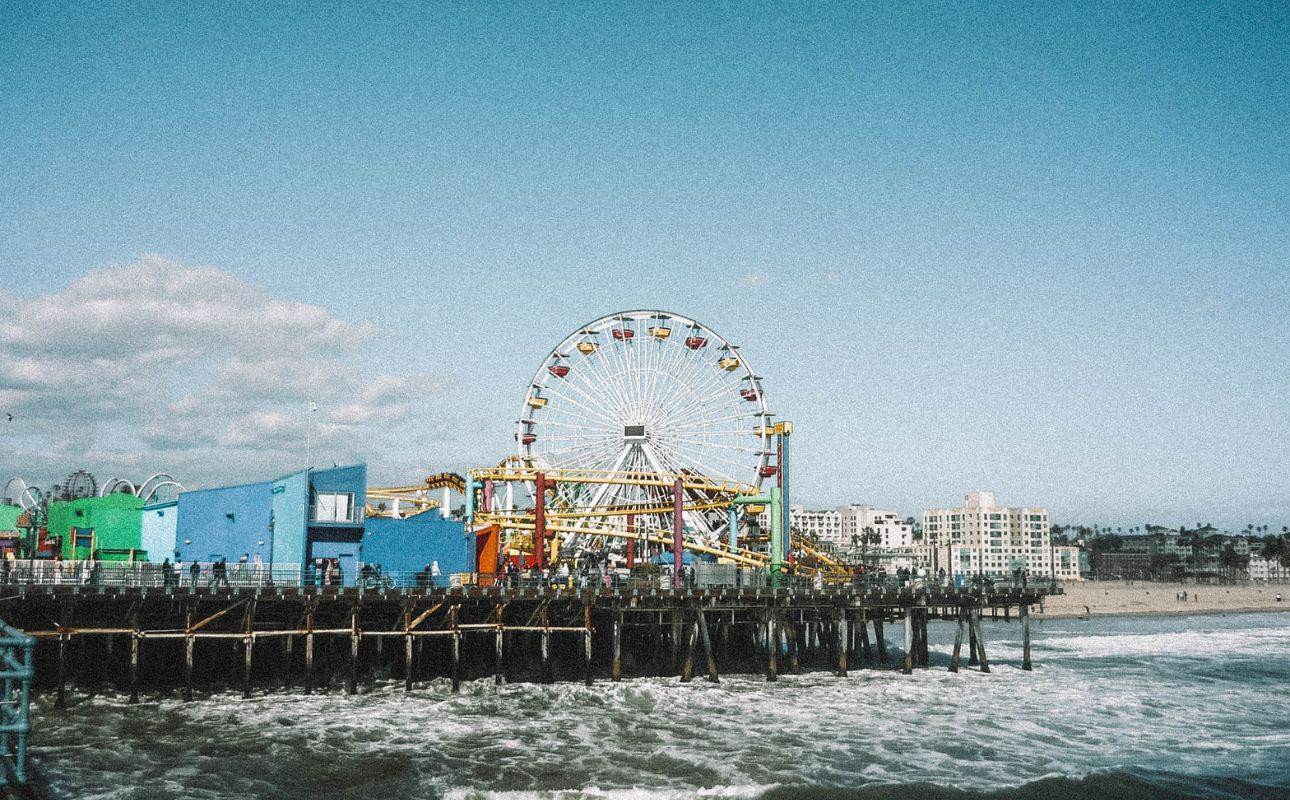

{"left": 1248, "top": 555, "right": 1290, "bottom": 582}
{"left": 1053, "top": 545, "right": 1083, "bottom": 581}
{"left": 769, "top": 504, "right": 912, "bottom": 551}
{"left": 923, "top": 491, "right": 1055, "bottom": 579}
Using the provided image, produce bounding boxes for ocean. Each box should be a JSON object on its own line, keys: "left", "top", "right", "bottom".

{"left": 28, "top": 611, "right": 1290, "bottom": 800}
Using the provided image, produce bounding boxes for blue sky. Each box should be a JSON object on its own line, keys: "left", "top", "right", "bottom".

{"left": 1, "top": 2, "right": 1287, "bottom": 529}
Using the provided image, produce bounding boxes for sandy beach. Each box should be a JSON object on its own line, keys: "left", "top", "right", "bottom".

{"left": 1037, "top": 580, "right": 1290, "bottom": 619}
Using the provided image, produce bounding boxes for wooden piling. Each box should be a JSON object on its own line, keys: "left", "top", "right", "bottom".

{"left": 902, "top": 608, "right": 913, "bottom": 675}
{"left": 680, "top": 616, "right": 697, "bottom": 683}
{"left": 450, "top": 604, "right": 461, "bottom": 693}
{"left": 949, "top": 607, "right": 965, "bottom": 673}
{"left": 765, "top": 607, "right": 778, "bottom": 682}
{"left": 874, "top": 617, "right": 888, "bottom": 664}
{"left": 304, "top": 610, "right": 315, "bottom": 695}
{"left": 787, "top": 616, "right": 800, "bottom": 674}
{"left": 540, "top": 603, "right": 552, "bottom": 684}
{"left": 971, "top": 608, "right": 990, "bottom": 673}
{"left": 495, "top": 603, "right": 506, "bottom": 686}
{"left": 185, "top": 633, "right": 195, "bottom": 700}
{"left": 583, "top": 601, "right": 593, "bottom": 687}
{"left": 55, "top": 634, "right": 67, "bottom": 709}
{"left": 835, "top": 607, "right": 848, "bottom": 677}
{"left": 858, "top": 611, "right": 872, "bottom": 665}
{"left": 696, "top": 606, "right": 719, "bottom": 683}
{"left": 349, "top": 607, "right": 360, "bottom": 695}
{"left": 1021, "top": 603, "right": 1032, "bottom": 671}
{"left": 670, "top": 607, "right": 683, "bottom": 675}
{"left": 403, "top": 606, "right": 414, "bottom": 692}
{"left": 611, "top": 606, "right": 623, "bottom": 682}
{"left": 967, "top": 613, "right": 979, "bottom": 667}
{"left": 129, "top": 633, "right": 140, "bottom": 704}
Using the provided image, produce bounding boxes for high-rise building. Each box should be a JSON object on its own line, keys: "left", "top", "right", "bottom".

{"left": 923, "top": 491, "right": 1055, "bottom": 579}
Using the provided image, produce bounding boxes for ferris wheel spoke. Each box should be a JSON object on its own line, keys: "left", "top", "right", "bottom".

{"left": 538, "top": 383, "right": 627, "bottom": 429}
{"left": 583, "top": 341, "right": 636, "bottom": 424}
{"left": 650, "top": 438, "right": 741, "bottom": 485}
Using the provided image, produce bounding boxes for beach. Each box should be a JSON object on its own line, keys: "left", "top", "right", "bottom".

{"left": 1038, "top": 580, "right": 1290, "bottom": 619}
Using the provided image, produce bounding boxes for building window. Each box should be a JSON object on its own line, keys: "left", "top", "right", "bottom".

{"left": 313, "top": 492, "right": 355, "bottom": 523}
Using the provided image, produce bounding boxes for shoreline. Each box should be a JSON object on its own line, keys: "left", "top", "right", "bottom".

{"left": 1030, "top": 580, "right": 1289, "bottom": 621}
{"left": 1035, "top": 605, "right": 1290, "bottom": 621}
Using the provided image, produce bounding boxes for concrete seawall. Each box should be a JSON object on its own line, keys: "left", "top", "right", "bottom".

{"left": 1038, "top": 580, "right": 1290, "bottom": 619}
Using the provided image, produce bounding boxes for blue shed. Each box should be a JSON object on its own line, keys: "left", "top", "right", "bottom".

{"left": 175, "top": 480, "right": 275, "bottom": 565}
{"left": 362, "top": 512, "right": 469, "bottom": 587}
{"left": 140, "top": 500, "right": 178, "bottom": 561}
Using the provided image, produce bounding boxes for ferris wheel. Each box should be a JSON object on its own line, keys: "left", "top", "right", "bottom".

{"left": 518, "top": 310, "right": 774, "bottom": 543}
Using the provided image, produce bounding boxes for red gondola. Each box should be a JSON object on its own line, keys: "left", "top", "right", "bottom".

{"left": 759, "top": 465, "right": 778, "bottom": 478}
{"left": 520, "top": 433, "right": 537, "bottom": 445}
{"left": 548, "top": 364, "right": 570, "bottom": 378}
{"left": 740, "top": 387, "right": 758, "bottom": 401}
{"left": 611, "top": 328, "right": 634, "bottom": 341}
{"left": 685, "top": 336, "right": 707, "bottom": 349}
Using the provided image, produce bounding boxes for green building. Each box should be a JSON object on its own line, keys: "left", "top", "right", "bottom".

{"left": 0, "top": 504, "right": 22, "bottom": 554}
{"left": 47, "top": 494, "right": 145, "bottom": 561}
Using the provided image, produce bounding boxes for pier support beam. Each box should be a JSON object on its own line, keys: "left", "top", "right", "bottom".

{"left": 1021, "top": 603, "right": 1032, "bottom": 671}
{"left": 765, "top": 607, "right": 778, "bottom": 682}
{"left": 583, "top": 601, "right": 593, "bottom": 687}
{"left": 680, "top": 614, "right": 697, "bottom": 683}
{"left": 450, "top": 604, "right": 461, "bottom": 693}
{"left": 696, "top": 606, "right": 719, "bottom": 683}
{"left": 304, "top": 610, "right": 315, "bottom": 695}
{"left": 787, "top": 616, "right": 799, "bottom": 674}
{"left": 55, "top": 634, "right": 68, "bottom": 709}
{"left": 949, "top": 607, "right": 965, "bottom": 673}
{"left": 129, "top": 633, "right": 140, "bottom": 704}
{"left": 835, "top": 607, "right": 848, "bottom": 677}
{"left": 185, "top": 633, "right": 195, "bottom": 701}
{"left": 874, "top": 617, "right": 888, "bottom": 665}
{"left": 495, "top": 603, "right": 506, "bottom": 685}
{"left": 349, "top": 607, "right": 360, "bottom": 695}
{"left": 611, "top": 606, "right": 623, "bottom": 682}
{"left": 967, "top": 614, "right": 979, "bottom": 667}
{"left": 858, "top": 610, "right": 872, "bottom": 665}
{"left": 971, "top": 608, "right": 990, "bottom": 673}
{"left": 902, "top": 608, "right": 913, "bottom": 675}
{"left": 404, "top": 607, "right": 414, "bottom": 692}
{"left": 540, "top": 603, "right": 552, "bottom": 684}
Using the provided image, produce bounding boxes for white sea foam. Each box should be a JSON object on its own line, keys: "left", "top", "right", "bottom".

{"left": 27, "top": 612, "right": 1290, "bottom": 800}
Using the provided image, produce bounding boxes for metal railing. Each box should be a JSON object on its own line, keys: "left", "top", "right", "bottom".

{"left": 0, "top": 559, "right": 1059, "bottom": 595}
{"left": 0, "top": 621, "right": 33, "bottom": 787}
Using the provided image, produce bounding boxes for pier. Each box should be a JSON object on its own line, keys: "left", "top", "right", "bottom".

{"left": 2, "top": 579, "right": 1055, "bottom": 702}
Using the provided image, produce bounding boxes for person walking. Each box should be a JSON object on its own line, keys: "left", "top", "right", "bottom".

{"left": 161, "top": 558, "right": 173, "bottom": 588}
{"left": 190, "top": 560, "right": 200, "bottom": 588}
{"left": 431, "top": 560, "right": 441, "bottom": 587}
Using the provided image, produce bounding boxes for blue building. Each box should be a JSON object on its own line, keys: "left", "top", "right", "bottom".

{"left": 139, "top": 499, "right": 179, "bottom": 561}
{"left": 362, "top": 512, "right": 469, "bottom": 586}
{"left": 175, "top": 465, "right": 366, "bottom": 581}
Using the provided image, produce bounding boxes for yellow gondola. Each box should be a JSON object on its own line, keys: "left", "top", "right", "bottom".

{"left": 718, "top": 356, "right": 740, "bottom": 371}
{"left": 527, "top": 396, "right": 548, "bottom": 408}
{"left": 577, "top": 341, "right": 597, "bottom": 355}
{"left": 648, "top": 326, "right": 672, "bottom": 339}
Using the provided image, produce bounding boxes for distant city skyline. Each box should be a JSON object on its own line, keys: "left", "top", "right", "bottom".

{"left": 2, "top": 3, "right": 1287, "bottom": 529}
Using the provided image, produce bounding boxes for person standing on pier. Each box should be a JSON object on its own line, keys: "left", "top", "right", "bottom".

{"left": 161, "top": 558, "right": 173, "bottom": 588}
{"left": 190, "top": 560, "right": 200, "bottom": 588}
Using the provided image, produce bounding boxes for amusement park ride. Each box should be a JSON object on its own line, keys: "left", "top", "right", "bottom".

{"left": 454, "top": 310, "right": 847, "bottom": 585}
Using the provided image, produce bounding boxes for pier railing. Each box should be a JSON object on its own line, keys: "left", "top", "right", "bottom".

{"left": 0, "top": 559, "right": 1058, "bottom": 595}
{"left": 0, "top": 621, "right": 33, "bottom": 787}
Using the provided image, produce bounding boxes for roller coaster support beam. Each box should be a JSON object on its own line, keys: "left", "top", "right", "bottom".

{"left": 731, "top": 490, "right": 783, "bottom": 586}
{"left": 778, "top": 422, "right": 792, "bottom": 562}
{"left": 672, "top": 478, "right": 683, "bottom": 590}
{"left": 464, "top": 476, "right": 479, "bottom": 571}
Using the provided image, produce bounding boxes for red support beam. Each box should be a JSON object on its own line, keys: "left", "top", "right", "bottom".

{"left": 534, "top": 472, "right": 547, "bottom": 572}
{"left": 626, "top": 514, "right": 636, "bottom": 570}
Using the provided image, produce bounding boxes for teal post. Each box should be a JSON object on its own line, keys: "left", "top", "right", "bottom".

{"left": 728, "top": 505, "right": 738, "bottom": 552}
{"left": 769, "top": 486, "right": 784, "bottom": 588}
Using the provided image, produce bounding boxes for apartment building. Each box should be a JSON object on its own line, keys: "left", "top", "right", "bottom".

{"left": 770, "top": 504, "right": 912, "bottom": 551}
{"left": 923, "top": 491, "right": 1055, "bottom": 579}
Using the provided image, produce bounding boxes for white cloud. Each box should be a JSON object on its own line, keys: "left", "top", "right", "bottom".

{"left": 738, "top": 271, "right": 768, "bottom": 287}
{"left": 0, "top": 255, "right": 443, "bottom": 490}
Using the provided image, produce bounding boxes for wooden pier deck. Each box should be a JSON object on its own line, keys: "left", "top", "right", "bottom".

{"left": 0, "top": 582, "right": 1057, "bottom": 703}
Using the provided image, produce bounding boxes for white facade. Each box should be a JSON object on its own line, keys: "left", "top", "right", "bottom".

{"left": 1053, "top": 545, "right": 1083, "bottom": 581}
{"left": 1249, "top": 555, "right": 1290, "bottom": 582}
{"left": 923, "top": 491, "right": 1054, "bottom": 578}
{"left": 772, "top": 504, "right": 912, "bottom": 551}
